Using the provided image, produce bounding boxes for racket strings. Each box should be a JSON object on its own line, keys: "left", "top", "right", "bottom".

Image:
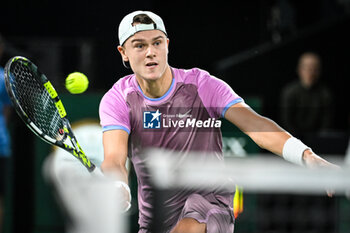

{"left": 10, "top": 61, "right": 65, "bottom": 141}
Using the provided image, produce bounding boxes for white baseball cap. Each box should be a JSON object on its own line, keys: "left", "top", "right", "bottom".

{"left": 118, "top": 10, "right": 167, "bottom": 45}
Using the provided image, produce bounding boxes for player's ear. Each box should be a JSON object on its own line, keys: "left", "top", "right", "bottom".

{"left": 166, "top": 38, "right": 170, "bottom": 54}
{"left": 117, "top": 45, "right": 129, "bottom": 62}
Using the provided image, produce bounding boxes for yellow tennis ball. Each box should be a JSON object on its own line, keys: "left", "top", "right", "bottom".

{"left": 65, "top": 72, "right": 89, "bottom": 94}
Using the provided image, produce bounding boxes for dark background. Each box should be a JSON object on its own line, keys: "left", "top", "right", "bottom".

{"left": 1, "top": 0, "right": 350, "bottom": 232}
{"left": 2, "top": 0, "right": 349, "bottom": 128}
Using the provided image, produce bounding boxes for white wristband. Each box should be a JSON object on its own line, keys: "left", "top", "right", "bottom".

{"left": 282, "top": 137, "right": 310, "bottom": 166}
{"left": 115, "top": 181, "right": 132, "bottom": 211}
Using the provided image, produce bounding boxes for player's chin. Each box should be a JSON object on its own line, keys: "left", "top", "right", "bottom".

{"left": 142, "top": 69, "right": 163, "bottom": 80}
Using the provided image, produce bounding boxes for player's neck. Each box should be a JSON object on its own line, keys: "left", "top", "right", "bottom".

{"left": 137, "top": 66, "right": 172, "bottom": 99}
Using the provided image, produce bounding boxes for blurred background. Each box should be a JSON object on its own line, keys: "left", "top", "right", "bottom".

{"left": 1, "top": 0, "right": 350, "bottom": 232}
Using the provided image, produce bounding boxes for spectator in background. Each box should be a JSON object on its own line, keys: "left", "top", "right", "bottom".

{"left": 280, "top": 52, "right": 333, "bottom": 137}
{"left": 0, "top": 34, "right": 11, "bottom": 233}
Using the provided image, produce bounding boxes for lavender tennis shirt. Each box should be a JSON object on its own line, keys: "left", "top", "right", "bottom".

{"left": 99, "top": 67, "right": 243, "bottom": 229}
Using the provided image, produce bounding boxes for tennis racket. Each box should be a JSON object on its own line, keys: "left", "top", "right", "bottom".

{"left": 4, "top": 56, "right": 96, "bottom": 172}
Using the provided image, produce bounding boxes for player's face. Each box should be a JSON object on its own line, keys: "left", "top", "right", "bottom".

{"left": 118, "top": 30, "right": 169, "bottom": 81}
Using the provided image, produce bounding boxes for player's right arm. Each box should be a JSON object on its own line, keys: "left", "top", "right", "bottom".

{"left": 99, "top": 79, "right": 133, "bottom": 208}
{"left": 101, "top": 129, "right": 129, "bottom": 182}
{"left": 101, "top": 129, "right": 131, "bottom": 209}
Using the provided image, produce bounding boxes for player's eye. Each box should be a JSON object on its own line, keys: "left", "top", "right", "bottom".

{"left": 134, "top": 43, "right": 144, "bottom": 49}
{"left": 154, "top": 41, "right": 161, "bottom": 46}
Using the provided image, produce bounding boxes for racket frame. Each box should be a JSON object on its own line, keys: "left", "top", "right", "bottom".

{"left": 4, "top": 56, "right": 95, "bottom": 172}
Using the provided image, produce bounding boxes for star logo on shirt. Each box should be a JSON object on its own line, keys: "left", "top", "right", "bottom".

{"left": 143, "top": 109, "right": 162, "bottom": 129}
{"left": 150, "top": 109, "right": 162, "bottom": 122}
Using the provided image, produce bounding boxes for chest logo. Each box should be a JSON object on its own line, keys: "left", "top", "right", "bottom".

{"left": 143, "top": 109, "right": 162, "bottom": 129}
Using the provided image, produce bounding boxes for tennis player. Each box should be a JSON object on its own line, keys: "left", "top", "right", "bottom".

{"left": 99, "top": 11, "right": 337, "bottom": 233}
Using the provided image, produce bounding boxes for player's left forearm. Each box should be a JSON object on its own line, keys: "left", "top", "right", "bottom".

{"left": 246, "top": 117, "right": 291, "bottom": 156}
{"left": 225, "top": 102, "right": 291, "bottom": 156}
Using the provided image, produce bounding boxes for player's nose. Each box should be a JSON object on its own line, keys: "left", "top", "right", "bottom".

{"left": 146, "top": 46, "right": 156, "bottom": 58}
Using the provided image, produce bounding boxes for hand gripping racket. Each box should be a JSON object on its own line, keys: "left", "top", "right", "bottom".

{"left": 4, "top": 56, "right": 96, "bottom": 172}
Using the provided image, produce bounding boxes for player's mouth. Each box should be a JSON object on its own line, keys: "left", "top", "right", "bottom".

{"left": 145, "top": 62, "right": 158, "bottom": 68}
